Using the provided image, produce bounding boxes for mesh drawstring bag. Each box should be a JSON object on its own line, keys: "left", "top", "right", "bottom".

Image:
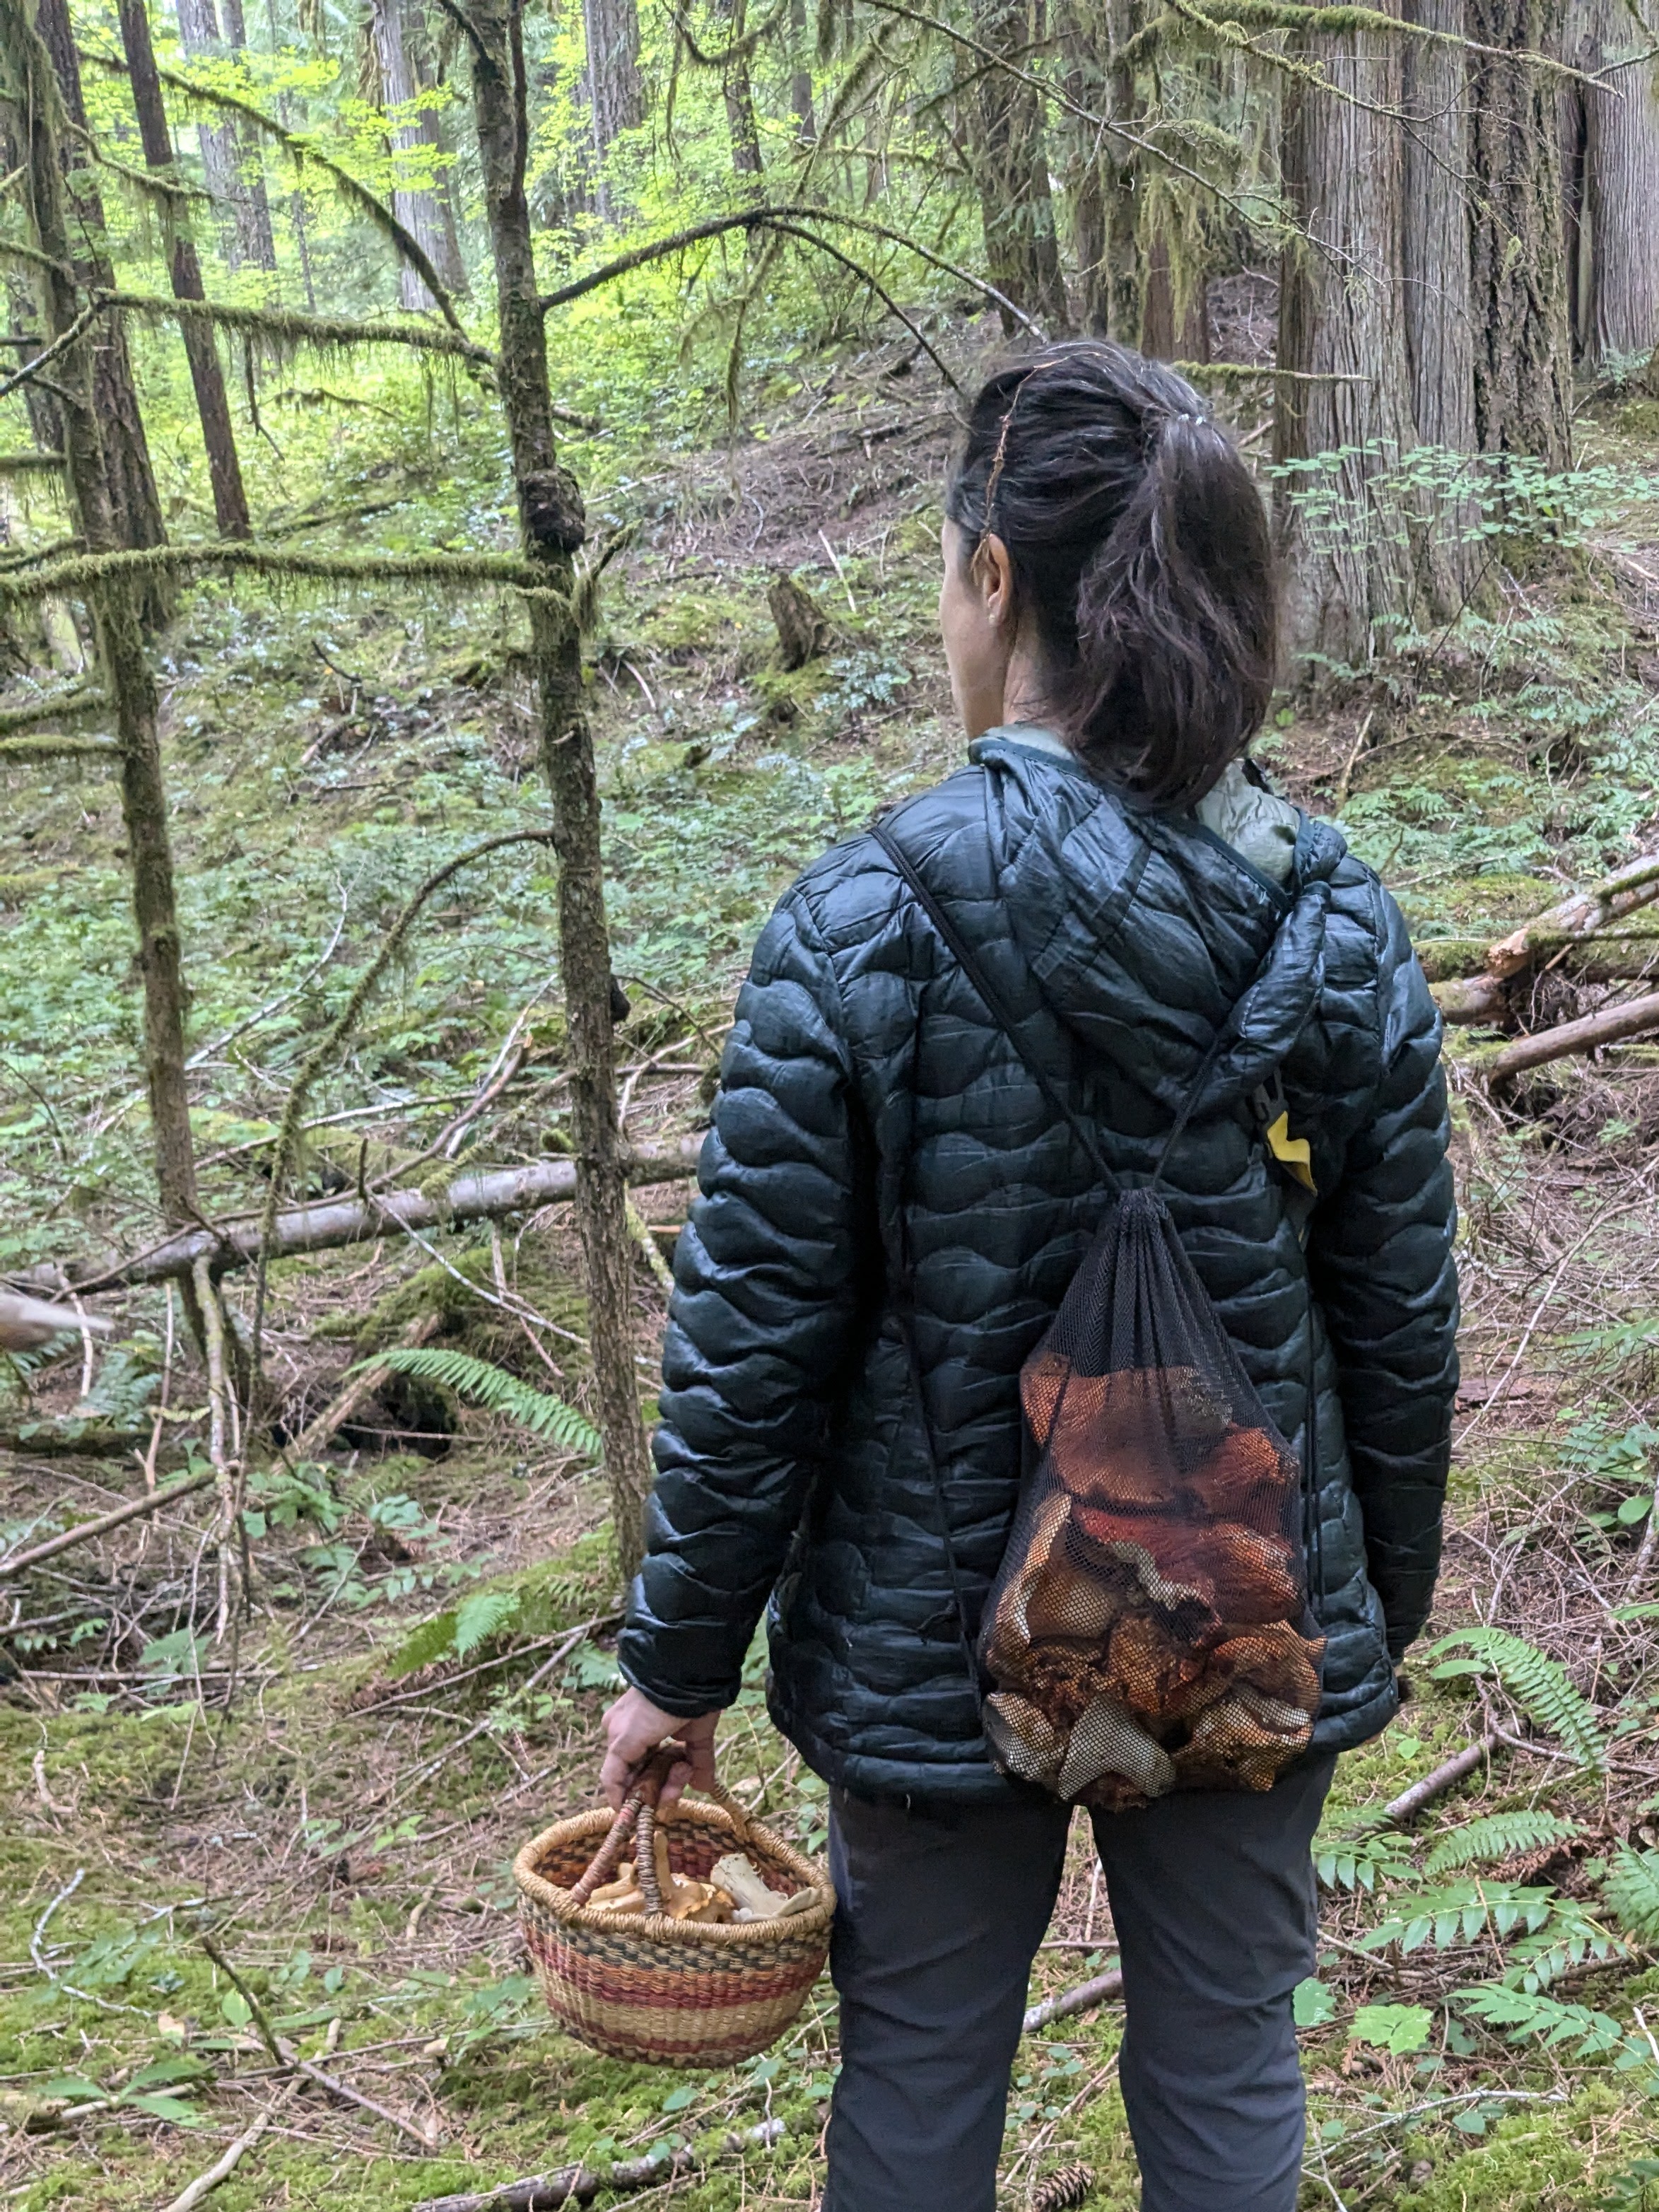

{"left": 875, "top": 822, "right": 1325, "bottom": 1812}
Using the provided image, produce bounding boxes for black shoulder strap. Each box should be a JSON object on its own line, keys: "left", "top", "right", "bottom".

{"left": 872, "top": 821, "right": 1120, "bottom": 1193}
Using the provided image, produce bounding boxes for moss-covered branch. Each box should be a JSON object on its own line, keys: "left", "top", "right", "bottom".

{"left": 0, "top": 732, "right": 115, "bottom": 761}
{"left": 0, "top": 542, "right": 555, "bottom": 605}
{"left": 0, "top": 449, "right": 63, "bottom": 470}
{"left": 538, "top": 200, "right": 1040, "bottom": 334}
{"left": 81, "top": 52, "right": 472, "bottom": 341}
{"left": 98, "top": 289, "right": 495, "bottom": 365}
{"left": 1122, "top": 0, "right": 1599, "bottom": 81}
{"left": 0, "top": 681, "right": 103, "bottom": 731}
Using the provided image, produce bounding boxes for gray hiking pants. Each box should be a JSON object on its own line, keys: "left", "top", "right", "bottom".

{"left": 821, "top": 1755, "right": 1336, "bottom": 2212}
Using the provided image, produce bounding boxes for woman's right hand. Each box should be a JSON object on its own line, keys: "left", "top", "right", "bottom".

{"left": 600, "top": 1687, "right": 720, "bottom": 1810}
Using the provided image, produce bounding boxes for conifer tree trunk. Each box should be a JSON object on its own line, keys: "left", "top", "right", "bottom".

{"left": 371, "top": 0, "right": 448, "bottom": 310}
{"left": 461, "top": 0, "right": 654, "bottom": 1576}
{"left": 8, "top": 4, "right": 199, "bottom": 1227}
{"left": 788, "top": 0, "right": 815, "bottom": 142}
{"left": 175, "top": 0, "right": 277, "bottom": 271}
{"left": 33, "top": 0, "right": 171, "bottom": 628}
{"left": 1467, "top": 0, "right": 1572, "bottom": 461}
{"left": 969, "top": 0, "right": 1069, "bottom": 330}
{"left": 720, "top": 0, "right": 765, "bottom": 182}
{"left": 118, "top": 0, "right": 252, "bottom": 539}
{"left": 1575, "top": 0, "right": 1659, "bottom": 364}
{"left": 1275, "top": 14, "right": 1421, "bottom": 661}
{"left": 582, "top": 0, "right": 644, "bottom": 193}
{"left": 1402, "top": 0, "right": 1477, "bottom": 605}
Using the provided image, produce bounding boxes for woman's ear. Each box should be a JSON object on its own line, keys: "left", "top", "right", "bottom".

{"left": 971, "top": 532, "right": 1018, "bottom": 633}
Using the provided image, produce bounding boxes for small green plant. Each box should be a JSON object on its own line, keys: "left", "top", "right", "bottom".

{"left": 355, "top": 1345, "right": 602, "bottom": 1456}
{"left": 1428, "top": 1627, "right": 1606, "bottom": 1771}
{"left": 45, "top": 2054, "right": 211, "bottom": 2126}
{"left": 1603, "top": 1847, "right": 1659, "bottom": 1943}
{"left": 1349, "top": 2003, "right": 1434, "bottom": 2055}
{"left": 1424, "top": 1810, "right": 1581, "bottom": 1878}
{"left": 1315, "top": 1830, "right": 1414, "bottom": 1892}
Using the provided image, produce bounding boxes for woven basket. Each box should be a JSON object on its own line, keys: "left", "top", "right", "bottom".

{"left": 515, "top": 1766, "right": 836, "bottom": 2067}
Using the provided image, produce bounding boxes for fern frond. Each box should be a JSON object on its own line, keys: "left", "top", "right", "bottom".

{"left": 1460, "top": 1982, "right": 1629, "bottom": 2059}
{"left": 1315, "top": 1831, "right": 1413, "bottom": 1892}
{"left": 452, "top": 1588, "right": 523, "bottom": 1659}
{"left": 356, "top": 1346, "right": 602, "bottom": 1459}
{"left": 1424, "top": 1810, "right": 1581, "bottom": 1877}
{"left": 1356, "top": 1880, "right": 1556, "bottom": 1955}
{"left": 1603, "top": 1847, "right": 1659, "bottom": 1943}
{"left": 1502, "top": 1897, "right": 1624, "bottom": 1990}
{"left": 1429, "top": 1627, "right": 1607, "bottom": 1771}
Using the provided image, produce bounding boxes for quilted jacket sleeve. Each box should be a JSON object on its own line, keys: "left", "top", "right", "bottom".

{"left": 1308, "top": 887, "right": 1459, "bottom": 1661}
{"left": 616, "top": 880, "right": 872, "bottom": 1716}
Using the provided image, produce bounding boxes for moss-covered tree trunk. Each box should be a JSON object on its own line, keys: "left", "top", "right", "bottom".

{"left": 969, "top": 0, "right": 1069, "bottom": 332}
{"left": 118, "top": 0, "right": 252, "bottom": 541}
{"left": 1275, "top": 11, "right": 1421, "bottom": 662}
{"left": 1467, "top": 0, "right": 1572, "bottom": 462}
{"left": 33, "top": 0, "right": 172, "bottom": 631}
{"left": 462, "top": 0, "right": 653, "bottom": 1577}
{"left": 8, "top": 1, "right": 199, "bottom": 1229}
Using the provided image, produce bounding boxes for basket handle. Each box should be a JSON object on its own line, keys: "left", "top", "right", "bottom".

{"left": 568, "top": 1745, "right": 757, "bottom": 1912}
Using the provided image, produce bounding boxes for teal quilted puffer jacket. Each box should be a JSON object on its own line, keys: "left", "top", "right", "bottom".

{"left": 619, "top": 730, "right": 1460, "bottom": 1803}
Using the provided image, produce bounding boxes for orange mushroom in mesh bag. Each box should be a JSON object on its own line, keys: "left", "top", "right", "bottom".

{"left": 1071, "top": 1512, "right": 1299, "bottom": 1627}
{"left": 984, "top": 1490, "right": 1074, "bottom": 1672}
{"left": 1017, "top": 1637, "right": 1117, "bottom": 1729}
{"left": 1024, "top": 1362, "right": 1229, "bottom": 1510}
{"left": 1208, "top": 1620, "right": 1323, "bottom": 1716}
{"left": 1182, "top": 1425, "right": 1293, "bottom": 1519}
{"left": 1173, "top": 1681, "right": 1313, "bottom": 1792}
{"left": 983, "top": 1692, "right": 1067, "bottom": 1791}
{"left": 1024, "top": 1556, "right": 1124, "bottom": 1644}
{"left": 1103, "top": 1608, "right": 1228, "bottom": 1724}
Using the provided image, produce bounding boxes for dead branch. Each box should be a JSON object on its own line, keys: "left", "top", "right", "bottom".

{"left": 200, "top": 1936, "right": 435, "bottom": 2151}
{"left": 407, "top": 2122, "right": 787, "bottom": 2211}
{"left": 1370, "top": 1731, "right": 1499, "bottom": 1825}
{"left": 1485, "top": 852, "right": 1659, "bottom": 980}
{"left": 288, "top": 1311, "right": 440, "bottom": 1461}
{"left": 158, "top": 2090, "right": 292, "bottom": 2212}
{"left": 0, "top": 1466, "right": 216, "bottom": 1579}
{"left": 1487, "top": 988, "right": 1659, "bottom": 1085}
{"left": 0, "top": 449, "right": 63, "bottom": 470}
{"left": 1022, "top": 1965, "right": 1124, "bottom": 2035}
{"left": 66, "top": 1143, "right": 702, "bottom": 1292}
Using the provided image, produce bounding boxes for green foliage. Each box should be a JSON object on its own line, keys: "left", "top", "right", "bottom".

{"left": 1424, "top": 1810, "right": 1582, "bottom": 1878}
{"left": 1603, "top": 1849, "right": 1659, "bottom": 1944}
{"left": 1457, "top": 1984, "right": 1636, "bottom": 2064}
{"left": 1293, "top": 1976, "right": 1337, "bottom": 2027}
{"left": 1314, "top": 1830, "right": 1414, "bottom": 1892}
{"left": 1428, "top": 1628, "right": 1606, "bottom": 1771}
{"left": 387, "top": 1543, "right": 615, "bottom": 1676}
{"left": 1355, "top": 1880, "right": 1556, "bottom": 1956}
{"left": 1349, "top": 2003, "right": 1434, "bottom": 2054}
{"left": 359, "top": 1346, "right": 602, "bottom": 1458}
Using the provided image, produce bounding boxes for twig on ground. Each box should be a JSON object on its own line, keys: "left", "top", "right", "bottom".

{"left": 287, "top": 1312, "right": 440, "bottom": 1463}
{"left": 158, "top": 2088, "right": 293, "bottom": 2212}
{"left": 200, "top": 1935, "right": 436, "bottom": 2151}
{"left": 0, "top": 1468, "right": 215, "bottom": 1579}
{"left": 407, "top": 2119, "right": 787, "bottom": 2211}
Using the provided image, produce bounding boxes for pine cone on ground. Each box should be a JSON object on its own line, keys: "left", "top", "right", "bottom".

{"left": 1032, "top": 2163, "right": 1096, "bottom": 2211}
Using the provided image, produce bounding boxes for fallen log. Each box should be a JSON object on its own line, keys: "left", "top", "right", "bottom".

{"left": 69, "top": 1142, "right": 704, "bottom": 1292}
{"left": 1434, "top": 940, "right": 1659, "bottom": 1024}
{"left": 0, "top": 1465, "right": 216, "bottom": 1578}
{"left": 1487, "top": 988, "right": 1659, "bottom": 1085}
{"left": 287, "top": 1312, "right": 441, "bottom": 1461}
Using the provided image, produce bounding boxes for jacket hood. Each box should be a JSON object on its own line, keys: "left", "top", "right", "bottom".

{"left": 969, "top": 732, "right": 1352, "bottom": 1120}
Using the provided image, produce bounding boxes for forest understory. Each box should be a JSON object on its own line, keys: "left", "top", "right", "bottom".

{"left": 8, "top": 292, "right": 1659, "bottom": 2208}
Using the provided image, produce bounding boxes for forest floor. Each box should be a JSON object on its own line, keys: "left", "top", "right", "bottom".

{"left": 6, "top": 333, "right": 1659, "bottom": 2210}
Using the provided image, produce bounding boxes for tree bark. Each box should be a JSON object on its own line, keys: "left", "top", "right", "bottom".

{"left": 175, "top": 0, "right": 277, "bottom": 272}
{"left": 1467, "top": 0, "right": 1573, "bottom": 462}
{"left": 1573, "top": 0, "right": 1659, "bottom": 365}
{"left": 462, "top": 0, "right": 655, "bottom": 1578}
{"left": 370, "top": 0, "right": 448, "bottom": 310}
{"left": 33, "top": 0, "right": 171, "bottom": 630}
{"left": 969, "top": 0, "right": 1069, "bottom": 332}
{"left": 117, "top": 0, "right": 252, "bottom": 539}
{"left": 788, "top": 0, "right": 815, "bottom": 142}
{"left": 582, "top": 0, "right": 645, "bottom": 195}
{"left": 1275, "top": 8, "right": 1421, "bottom": 662}
{"left": 1402, "top": 0, "right": 1479, "bottom": 608}
{"left": 1139, "top": 215, "right": 1209, "bottom": 359}
{"left": 13, "top": 9, "right": 199, "bottom": 1229}
{"left": 720, "top": 0, "right": 765, "bottom": 183}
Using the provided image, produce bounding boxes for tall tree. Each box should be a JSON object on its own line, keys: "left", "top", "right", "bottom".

{"left": 33, "top": 0, "right": 171, "bottom": 627}
{"left": 583, "top": 0, "right": 645, "bottom": 192}
{"left": 1569, "top": 0, "right": 1659, "bottom": 365}
{"left": 1276, "top": 16, "right": 1421, "bottom": 660}
{"left": 1466, "top": 0, "right": 1572, "bottom": 461}
{"left": 720, "top": 0, "right": 765, "bottom": 182}
{"left": 459, "top": 0, "right": 655, "bottom": 1574}
{"left": 118, "top": 0, "right": 252, "bottom": 538}
{"left": 787, "top": 0, "right": 815, "bottom": 142}
{"left": 6, "top": 0, "right": 199, "bottom": 1229}
{"left": 370, "top": 0, "right": 449, "bottom": 309}
{"left": 175, "top": 0, "right": 279, "bottom": 271}
{"left": 969, "top": 0, "right": 1069, "bottom": 330}
{"left": 1402, "top": 0, "right": 1478, "bottom": 605}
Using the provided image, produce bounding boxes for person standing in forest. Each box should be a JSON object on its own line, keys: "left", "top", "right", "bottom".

{"left": 601, "top": 340, "right": 1459, "bottom": 2212}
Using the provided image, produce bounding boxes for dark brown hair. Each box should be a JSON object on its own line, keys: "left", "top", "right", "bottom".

{"left": 945, "top": 339, "right": 1278, "bottom": 812}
